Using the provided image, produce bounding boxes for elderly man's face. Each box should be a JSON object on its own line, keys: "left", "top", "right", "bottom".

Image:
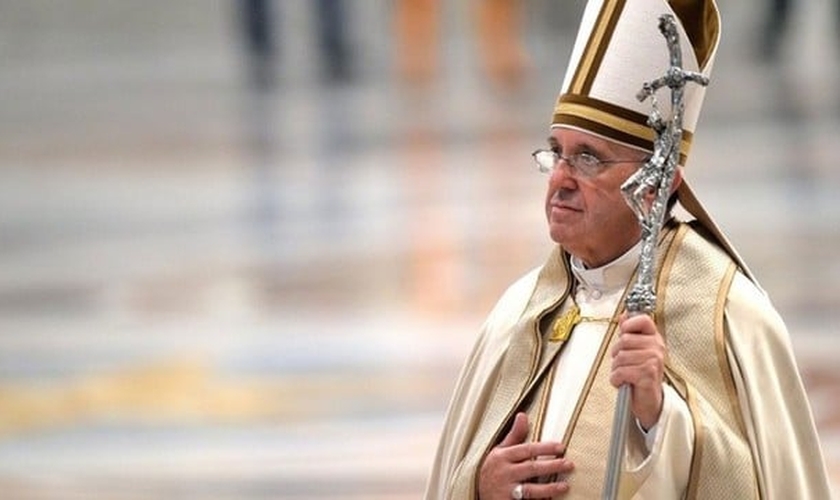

{"left": 544, "top": 128, "right": 648, "bottom": 268}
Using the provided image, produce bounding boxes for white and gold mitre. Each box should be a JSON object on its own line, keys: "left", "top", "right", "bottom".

{"left": 551, "top": 0, "right": 720, "bottom": 165}
{"left": 552, "top": 0, "right": 758, "bottom": 283}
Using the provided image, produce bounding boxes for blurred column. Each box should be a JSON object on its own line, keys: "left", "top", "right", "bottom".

{"left": 394, "top": 0, "right": 441, "bottom": 87}
{"left": 393, "top": 0, "right": 529, "bottom": 90}
{"left": 474, "top": 0, "right": 530, "bottom": 89}
{"left": 402, "top": 130, "right": 465, "bottom": 316}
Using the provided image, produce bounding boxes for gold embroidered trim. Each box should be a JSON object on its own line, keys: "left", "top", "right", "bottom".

{"left": 572, "top": 0, "right": 626, "bottom": 95}
{"left": 684, "top": 384, "right": 705, "bottom": 500}
{"left": 714, "top": 262, "right": 745, "bottom": 437}
{"left": 532, "top": 361, "right": 556, "bottom": 444}
{"left": 656, "top": 223, "right": 691, "bottom": 342}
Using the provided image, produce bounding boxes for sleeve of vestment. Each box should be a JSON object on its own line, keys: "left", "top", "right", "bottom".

{"left": 423, "top": 268, "right": 541, "bottom": 500}
{"left": 619, "top": 383, "right": 694, "bottom": 498}
{"left": 724, "top": 273, "right": 832, "bottom": 499}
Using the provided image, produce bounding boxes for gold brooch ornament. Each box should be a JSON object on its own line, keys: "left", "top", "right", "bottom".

{"left": 549, "top": 304, "right": 581, "bottom": 342}
{"left": 549, "top": 303, "right": 616, "bottom": 342}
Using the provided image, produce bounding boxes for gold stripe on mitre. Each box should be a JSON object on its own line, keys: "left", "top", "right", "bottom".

{"left": 669, "top": 0, "right": 720, "bottom": 68}
{"left": 570, "top": 0, "right": 627, "bottom": 95}
{"left": 553, "top": 95, "right": 693, "bottom": 165}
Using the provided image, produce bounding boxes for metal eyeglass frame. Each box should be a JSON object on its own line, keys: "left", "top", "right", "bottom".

{"left": 532, "top": 149, "right": 647, "bottom": 178}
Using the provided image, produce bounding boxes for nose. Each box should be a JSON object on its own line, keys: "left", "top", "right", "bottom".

{"left": 550, "top": 156, "right": 577, "bottom": 183}
{"left": 548, "top": 158, "right": 578, "bottom": 191}
{"left": 554, "top": 156, "right": 578, "bottom": 176}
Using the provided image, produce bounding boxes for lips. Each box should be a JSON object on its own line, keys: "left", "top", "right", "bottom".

{"left": 551, "top": 201, "right": 581, "bottom": 212}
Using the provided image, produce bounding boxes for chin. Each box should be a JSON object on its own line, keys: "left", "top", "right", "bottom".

{"left": 548, "top": 224, "right": 570, "bottom": 246}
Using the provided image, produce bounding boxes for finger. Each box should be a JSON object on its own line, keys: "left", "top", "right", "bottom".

{"left": 512, "top": 456, "right": 574, "bottom": 480}
{"left": 620, "top": 314, "right": 657, "bottom": 335}
{"left": 612, "top": 334, "right": 664, "bottom": 356}
{"left": 612, "top": 349, "right": 663, "bottom": 369}
{"left": 618, "top": 335, "right": 664, "bottom": 350}
{"left": 518, "top": 479, "right": 571, "bottom": 499}
{"left": 499, "top": 412, "right": 530, "bottom": 448}
{"left": 610, "top": 362, "right": 662, "bottom": 388}
{"left": 507, "top": 440, "right": 566, "bottom": 463}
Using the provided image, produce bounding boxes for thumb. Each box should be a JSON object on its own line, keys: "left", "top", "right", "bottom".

{"left": 499, "top": 412, "right": 530, "bottom": 448}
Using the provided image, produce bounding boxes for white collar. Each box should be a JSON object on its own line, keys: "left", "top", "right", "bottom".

{"left": 570, "top": 242, "right": 641, "bottom": 293}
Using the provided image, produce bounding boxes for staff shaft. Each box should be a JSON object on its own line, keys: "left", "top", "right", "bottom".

{"left": 601, "top": 13, "right": 708, "bottom": 500}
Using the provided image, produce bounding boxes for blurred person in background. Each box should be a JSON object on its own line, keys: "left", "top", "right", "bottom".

{"left": 394, "top": 0, "right": 530, "bottom": 89}
{"left": 759, "top": 0, "right": 840, "bottom": 62}
{"left": 424, "top": 0, "right": 832, "bottom": 498}
{"left": 313, "top": 0, "right": 354, "bottom": 82}
{"left": 237, "top": 0, "right": 354, "bottom": 88}
{"left": 239, "top": 0, "right": 277, "bottom": 88}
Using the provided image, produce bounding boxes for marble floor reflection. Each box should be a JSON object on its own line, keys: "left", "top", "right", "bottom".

{"left": 1, "top": 2, "right": 840, "bottom": 498}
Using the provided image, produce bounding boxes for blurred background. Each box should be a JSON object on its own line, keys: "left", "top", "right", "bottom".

{"left": 0, "top": 0, "right": 838, "bottom": 498}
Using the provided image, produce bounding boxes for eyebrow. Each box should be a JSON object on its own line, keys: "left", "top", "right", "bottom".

{"left": 546, "top": 135, "right": 603, "bottom": 155}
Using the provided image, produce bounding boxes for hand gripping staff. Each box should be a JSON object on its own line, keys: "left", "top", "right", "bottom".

{"left": 601, "top": 14, "right": 709, "bottom": 500}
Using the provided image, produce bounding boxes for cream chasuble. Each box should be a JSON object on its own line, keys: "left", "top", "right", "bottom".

{"left": 425, "top": 222, "right": 831, "bottom": 500}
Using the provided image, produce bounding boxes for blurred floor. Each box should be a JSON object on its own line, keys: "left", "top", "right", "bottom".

{"left": 0, "top": 1, "right": 839, "bottom": 498}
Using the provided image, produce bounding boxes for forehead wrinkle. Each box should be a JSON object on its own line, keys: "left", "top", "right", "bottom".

{"left": 550, "top": 129, "right": 646, "bottom": 160}
{"left": 549, "top": 130, "right": 612, "bottom": 155}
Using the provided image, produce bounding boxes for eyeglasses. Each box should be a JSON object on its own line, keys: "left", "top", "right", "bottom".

{"left": 532, "top": 148, "right": 646, "bottom": 178}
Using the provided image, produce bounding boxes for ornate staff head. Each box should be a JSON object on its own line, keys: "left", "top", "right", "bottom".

{"left": 621, "top": 12, "right": 710, "bottom": 313}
